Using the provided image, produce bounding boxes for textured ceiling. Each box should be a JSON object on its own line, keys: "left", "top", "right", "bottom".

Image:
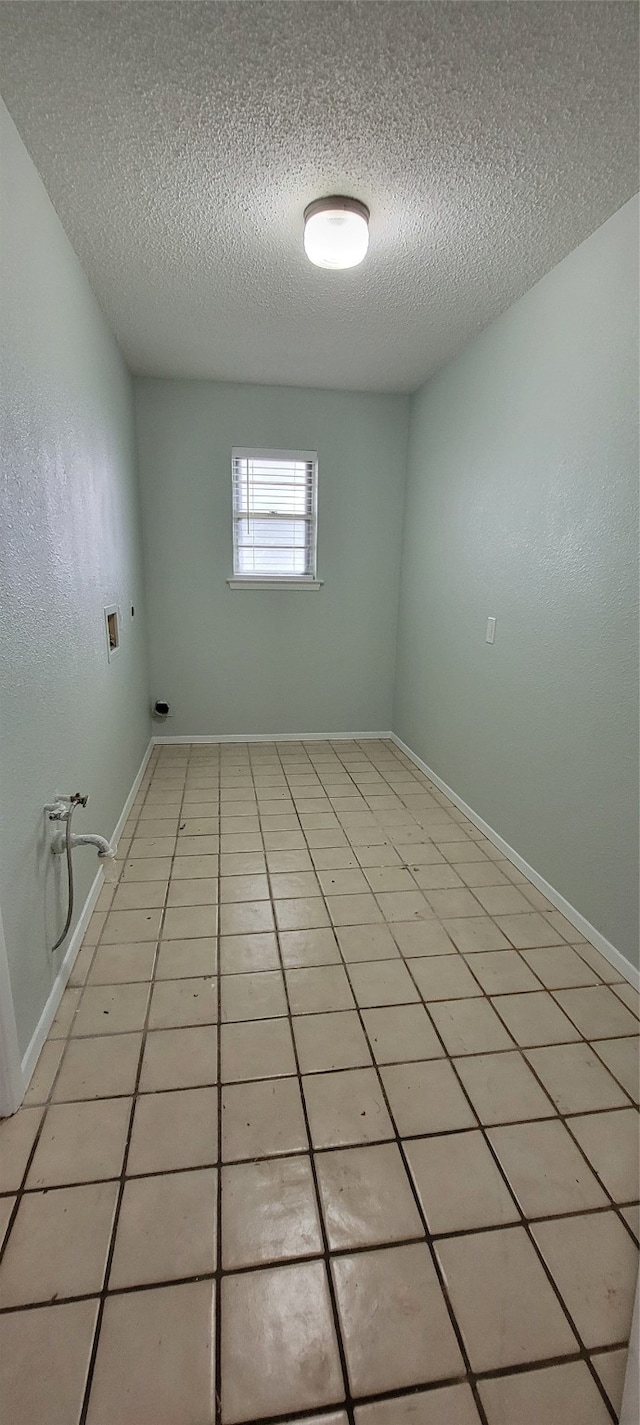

{"left": 0, "top": 1, "right": 638, "bottom": 392}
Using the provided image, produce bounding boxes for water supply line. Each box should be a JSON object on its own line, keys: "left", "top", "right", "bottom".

{"left": 45, "top": 793, "right": 115, "bottom": 952}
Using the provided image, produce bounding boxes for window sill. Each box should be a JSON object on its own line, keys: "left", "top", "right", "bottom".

{"left": 227, "top": 578, "right": 323, "bottom": 591}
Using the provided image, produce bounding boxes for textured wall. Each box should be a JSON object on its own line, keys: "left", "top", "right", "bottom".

{"left": 135, "top": 379, "right": 407, "bottom": 736}
{"left": 0, "top": 100, "right": 151, "bottom": 1054}
{"left": 394, "top": 198, "right": 639, "bottom": 965}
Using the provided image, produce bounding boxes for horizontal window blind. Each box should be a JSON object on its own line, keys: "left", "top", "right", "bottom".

{"left": 232, "top": 449, "right": 318, "bottom": 578}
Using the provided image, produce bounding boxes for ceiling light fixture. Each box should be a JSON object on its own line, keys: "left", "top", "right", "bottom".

{"left": 303, "top": 196, "right": 370, "bottom": 270}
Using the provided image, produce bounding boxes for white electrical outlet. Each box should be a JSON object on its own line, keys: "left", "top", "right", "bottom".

{"left": 485, "top": 616, "right": 497, "bottom": 644}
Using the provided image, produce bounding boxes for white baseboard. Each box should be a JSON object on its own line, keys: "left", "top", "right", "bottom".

{"left": 19, "top": 739, "right": 154, "bottom": 1095}
{"left": 0, "top": 907, "right": 24, "bottom": 1117}
{"left": 152, "top": 731, "right": 394, "bottom": 745}
{"left": 390, "top": 733, "right": 639, "bottom": 990}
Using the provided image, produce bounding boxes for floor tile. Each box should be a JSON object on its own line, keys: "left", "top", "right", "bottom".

{"left": 176, "top": 834, "right": 220, "bottom": 855}
{"left": 279, "top": 927, "right": 341, "bottom": 966}
{"left": 68, "top": 944, "right": 96, "bottom": 988}
{"left": 0, "top": 1299, "right": 99, "bottom": 1425}
{"left": 274, "top": 896, "right": 331, "bottom": 930}
{"left": 155, "top": 936, "right": 217, "bottom": 978}
{"left": 303, "top": 1067, "right": 395, "bottom": 1147}
{"left": 410, "top": 863, "right": 465, "bottom": 890}
{"left": 612, "top": 980, "right": 640, "bottom": 1016}
{"left": 274, "top": 1415, "right": 347, "bottom": 1425}
{"left": 381, "top": 1059, "right": 476, "bottom": 1136}
{"left": 316, "top": 1142, "right": 423, "bottom": 1248}
{"left": 219, "top": 874, "right": 269, "bottom": 902}
{"left": 101, "top": 908, "right": 162, "bottom": 943}
{"left": 222, "top": 1155, "right": 322, "bottom": 1267}
{"left": 441, "top": 917, "right": 512, "bottom": 953}
{"left": 354, "top": 1385, "right": 481, "bottom": 1424}
{"left": 553, "top": 985, "right": 639, "bottom": 1039}
{"left": 222, "top": 1077, "right": 308, "bottom": 1160}
{"left": 171, "top": 853, "right": 219, "bottom": 878}
{"left": 0, "top": 1181, "right": 117, "bottom": 1306}
{"left": 405, "top": 1130, "right": 518, "bottom": 1233}
{"left": 456, "top": 861, "right": 509, "bottom": 886}
{"left": 221, "top": 969, "right": 287, "bottom": 1021}
{"left": 424, "top": 888, "right": 482, "bottom": 918}
{"left": 325, "top": 892, "right": 383, "bottom": 926}
{"left": 478, "top": 1361, "right": 613, "bottom": 1425}
{"left": 332, "top": 1242, "right": 463, "bottom": 1395}
{"left": 593, "top": 1035, "right": 639, "bottom": 1101}
{"left": 286, "top": 964, "right": 354, "bottom": 1014}
{"left": 49, "top": 986, "right": 82, "bottom": 1034}
{"left": 221, "top": 851, "right": 267, "bottom": 876}
{"left": 429, "top": 997, "right": 514, "bottom": 1055}
{"left": 109, "top": 1167, "right": 217, "bottom": 1287}
{"left": 464, "top": 950, "right": 540, "bottom": 994}
{"left": 27, "top": 1098, "right": 130, "bottom": 1187}
{"left": 391, "top": 920, "right": 457, "bottom": 956}
{"left": 521, "top": 944, "right": 601, "bottom": 988}
{"left": 362, "top": 1003, "right": 443, "bottom": 1063}
{"left": 454, "top": 1050, "right": 556, "bottom": 1124}
{"left": 591, "top": 1348, "right": 628, "bottom": 1416}
{"left": 336, "top": 922, "right": 399, "bottom": 961}
{"left": 87, "top": 1280, "right": 215, "bottom": 1425}
{"left": 495, "top": 913, "right": 565, "bottom": 949}
{"left": 87, "top": 942, "right": 156, "bottom": 985}
{"left": 221, "top": 1260, "right": 343, "bottom": 1422}
{"left": 348, "top": 959, "right": 420, "bottom": 1007}
{"left": 221, "top": 1017, "right": 296, "bottom": 1081}
{"left": 526, "top": 1042, "right": 631, "bottom": 1113}
{"left": 568, "top": 1108, "right": 639, "bottom": 1202}
{"left": 621, "top": 1202, "right": 640, "bottom": 1241}
{"left": 472, "top": 885, "right": 535, "bottom": 915}
{"left": 269, "top": 871, "right": 322, "bottom": 899}
{"left": 126, "top": 837, "right": 176, "bottom": 861}
{"left": 436, "top": 1225, "right": 577, "bottom": 1369}
{"left": 162, "top": 904, "right": 218, "bottom": 939}
{"left": 266, "top": 849, "right": 314, "bottom": 873}
{"left": 53, "top": 1033, "right": 142, "bottom": 1100}
{"left": 127, "top": 1086, "right": 218, "bottom": 1173}
{"left": 532, "top": 1212, "right": 638, "bottom": 1347}
{"left": 167, "top": 878, "right": 218, "bottom": 906}
{"left": 148, "top": 977, "right": 218, "bottom": 1029}
{"left": 491, "top": 990, "right": 581, "bottom": 1047}
{"left": 410, "top": 955, "right": 482, "bottom": 1001}
{"left": 219, "top": 932, "right": 278, "bottom": 973}
{"left": 122, "top": 856, "right": 172, "bottom": 881}
{"left": 363, "top": 866, "right": 418, "bottom": 893}
{"left": 71, "top": 982, "right": 149, "bottom": 1037}
{"left": 139, "top": 1026, "right": 218, "bottom": 1091}
{"left": 354, "top": 844, "right": 402, "bottom": 867}
{"left": 487, "top": 1118, "right": 608, "bottom": 1216}
{"left": 293, "top": 1010, "right": 372, "bottom": 1072}
{"left": 25, "top": 1043, "right": 66, "bottom": 1107}
{"left": 111, "top": 880, "right": 166, "bottom": 911}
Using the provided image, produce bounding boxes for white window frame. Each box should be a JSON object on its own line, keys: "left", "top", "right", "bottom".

{"left": 227, "top": 447, "right": 322, "bottom": 590}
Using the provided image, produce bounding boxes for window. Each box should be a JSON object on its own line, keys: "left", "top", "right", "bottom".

{"left": 230, "top": 448, "right": 320, "bottom": 587}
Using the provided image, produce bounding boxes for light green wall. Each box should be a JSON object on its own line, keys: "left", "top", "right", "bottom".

{"left": 0, "top": 99, "right": 151, "bottom": 1054}
{"left": 394, "top": 198, "right": 639, "bottom": 965}
{"left": 135, "top": 379, "right": 408, "bottom": 736}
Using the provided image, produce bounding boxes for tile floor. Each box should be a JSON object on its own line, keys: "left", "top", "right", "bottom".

{"left": 0, "top": 738, "right": 638, "bottom": 1425}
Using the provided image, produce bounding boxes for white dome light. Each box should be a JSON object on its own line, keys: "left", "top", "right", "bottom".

{"left": 303, "top": 196, "right": 370, "bottom": 270}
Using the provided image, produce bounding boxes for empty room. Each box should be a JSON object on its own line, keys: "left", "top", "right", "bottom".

{"left": 0, "top": 2, "right": 638, "bottom": 1423}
